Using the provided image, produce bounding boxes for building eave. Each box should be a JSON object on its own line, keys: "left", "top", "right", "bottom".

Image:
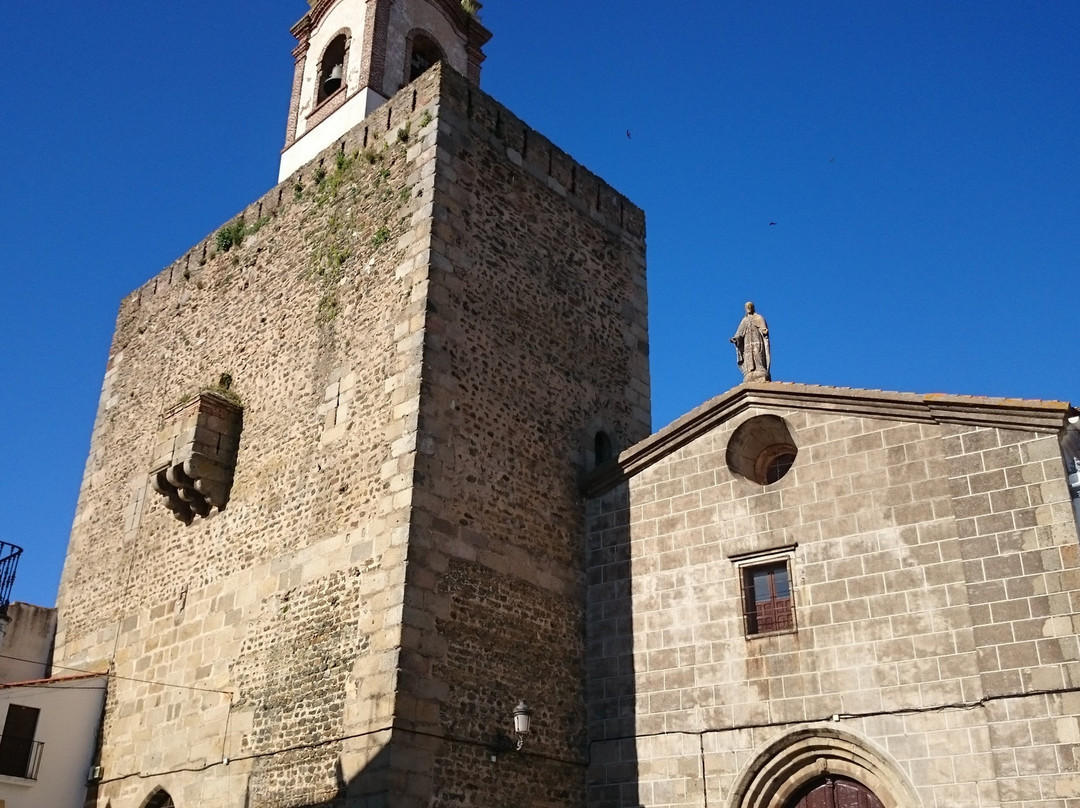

{"left": 0, "top": 671, "right": 107, "bottom": 691}
{"left": 583, "top": 382, "right": 1076, "bottom": 498}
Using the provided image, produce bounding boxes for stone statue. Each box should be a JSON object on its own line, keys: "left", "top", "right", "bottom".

{"left": 730, "top": 301, "right": 770, "bottom": 382}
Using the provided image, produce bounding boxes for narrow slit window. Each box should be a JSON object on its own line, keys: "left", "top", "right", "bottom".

{"left": 594, "top": 431, "right": 614, "bottom": 466}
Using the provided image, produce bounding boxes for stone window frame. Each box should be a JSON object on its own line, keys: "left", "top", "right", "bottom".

{"left": 730, "top": 545, "right": 798, "bottom": 638}
{"left": 726, "top": 413, "right": 798, "bottom": 485}
{"left": 594, "top": 430, "right": 615, "bottom": 466}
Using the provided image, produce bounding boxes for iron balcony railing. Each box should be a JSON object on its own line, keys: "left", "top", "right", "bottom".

{"left": 0, "top": 541, "right": 22, "bottom": 616}
{"left": 0, "top": 736, "right": 44, "bottom": 780}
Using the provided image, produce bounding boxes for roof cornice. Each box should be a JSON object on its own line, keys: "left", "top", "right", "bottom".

{"left": 583, "top": 382, "right": 1075, "bottom": 498}
{"left": 292, "top": 0, "right": 492, "bottom": 47}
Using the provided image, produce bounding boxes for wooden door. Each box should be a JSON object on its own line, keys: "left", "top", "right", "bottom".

{"left": 789, "top": 775, "right": 885, "bottom": 808}
{"left": 0, "top": 705, "right": 40, "bottom": 778}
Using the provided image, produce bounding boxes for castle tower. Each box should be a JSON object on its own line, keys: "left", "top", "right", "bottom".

{"left": 279, "top": 0, "right": 491, "bottom": 181}
{"left": 55, "top": 26, "right": 648, "bottom": 808}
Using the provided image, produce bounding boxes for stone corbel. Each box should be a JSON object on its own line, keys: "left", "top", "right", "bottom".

{"left": 149, "top": 391, "right": 243, "bottom": 525}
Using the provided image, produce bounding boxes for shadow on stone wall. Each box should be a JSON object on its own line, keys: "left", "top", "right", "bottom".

{"left": 584, "top": 481, "right": 642, "bottom": 808}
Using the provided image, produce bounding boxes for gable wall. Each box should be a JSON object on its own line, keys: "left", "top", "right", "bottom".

{"left": 586, "top": 404, "right": 1080, "bottom": 808}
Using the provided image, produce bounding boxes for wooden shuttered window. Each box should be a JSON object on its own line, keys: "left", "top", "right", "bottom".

{"left": 743, "top": 560, "right": 794, "bottom": 635}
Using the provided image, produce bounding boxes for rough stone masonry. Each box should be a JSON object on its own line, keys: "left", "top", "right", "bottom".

{"left": 56, "top": 63, "right": 650, "bottom": 808}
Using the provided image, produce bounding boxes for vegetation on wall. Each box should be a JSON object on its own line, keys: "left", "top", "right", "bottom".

{"left": 304, "top": 130, "right": 418, "bottom": 325}
{"left": 216, "top": 215, "right": 271, "bottom": 254}
{"left": 205, "top": 371, "right": 243, "bottom": 406}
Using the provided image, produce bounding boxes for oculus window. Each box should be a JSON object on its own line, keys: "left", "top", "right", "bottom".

{"left": 726, "top": 414, "right": 798, "bottom": 485}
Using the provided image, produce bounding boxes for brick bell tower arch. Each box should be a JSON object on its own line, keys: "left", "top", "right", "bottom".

{"left": 728, "top": 728, "right": 923, "bottom": 808}
{"left": 279, "top": 0, "right": 491, "bottom": 181}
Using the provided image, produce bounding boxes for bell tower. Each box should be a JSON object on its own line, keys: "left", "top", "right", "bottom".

{"left": 278, "top": 0, "right": 491, "bottom": 181}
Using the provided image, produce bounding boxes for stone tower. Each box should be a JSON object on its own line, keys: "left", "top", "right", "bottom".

{"left": 54, "top": 12, "right": 649, "bottom": 808}
{"left": 279, "top": 0, "right": 491, "bottom": 181}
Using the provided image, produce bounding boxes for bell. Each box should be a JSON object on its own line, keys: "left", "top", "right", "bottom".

{"left": 323, "top": 63, "right": 343, "bottom": 94}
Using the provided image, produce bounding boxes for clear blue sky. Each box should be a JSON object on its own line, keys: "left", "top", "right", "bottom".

{"left": 2, "top": 1, "right": 1077, "bottom": 608}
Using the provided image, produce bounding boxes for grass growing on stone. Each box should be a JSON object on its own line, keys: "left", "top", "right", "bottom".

{"left": 304, "top": 128, "right": 419, "bottom": 324}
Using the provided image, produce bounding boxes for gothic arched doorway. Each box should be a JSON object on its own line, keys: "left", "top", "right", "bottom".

{"left": 789, "top": 775, "right": 885, "bottom": 808}
{"left": 727, "top": 728, "right": 920, "bottom": 808}
{"left": 142, "top": 788, "right": 176, "bottom": 808}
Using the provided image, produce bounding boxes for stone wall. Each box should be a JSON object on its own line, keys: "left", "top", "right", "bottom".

{"left": 584, "top": 386, "right": 1079, "bottom": 808}
{"left": 369, "top": 61, "right": 650, "bottom": 807}
{"left": 57, "top": 62, "right": 649, "bottom": 808}
{"left": 0, "top": 602, "right": 57, "bottom": 683}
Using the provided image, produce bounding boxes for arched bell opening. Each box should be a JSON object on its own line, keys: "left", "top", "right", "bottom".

{"left": 318, "top": 33, "right": 348, "bottom": 104}
{"left": 408, "top": 32, "right": 445, "bottom": 82}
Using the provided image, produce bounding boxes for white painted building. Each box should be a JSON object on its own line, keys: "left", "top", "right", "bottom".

{"left": 0, "top": 674, "right": 107, "bottom": 808}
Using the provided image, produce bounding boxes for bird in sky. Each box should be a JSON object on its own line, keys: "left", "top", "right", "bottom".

{"left": 626, "top": 129, "right": 631, "bottom": 139}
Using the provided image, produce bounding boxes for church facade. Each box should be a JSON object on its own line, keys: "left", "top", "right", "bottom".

{"left": 583, "top": 383, "right": 1080, "bottom": 808}
{"left": 51, "top": 2, "right": 1080, "bottom": 807}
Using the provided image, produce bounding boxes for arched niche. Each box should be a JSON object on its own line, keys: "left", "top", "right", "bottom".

{"left": 579, "top": 415, "right": 621, "bottom": 473}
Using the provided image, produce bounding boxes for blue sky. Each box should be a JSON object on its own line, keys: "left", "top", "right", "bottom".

{"left": 2, "top": 1, "right": 1077, "bottom": 608}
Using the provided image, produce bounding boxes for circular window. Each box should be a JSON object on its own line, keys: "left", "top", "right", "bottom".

{"left": 726, "top": 415, "right": 798, "bottom": 485}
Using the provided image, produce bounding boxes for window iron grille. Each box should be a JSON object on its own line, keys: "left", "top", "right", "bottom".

{"left": 0, "top": 736, "right": 43, "bottom": 780}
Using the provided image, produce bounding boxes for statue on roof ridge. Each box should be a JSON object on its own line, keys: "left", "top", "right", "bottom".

{"left": 731, "top": 301, "right": 771, "bottom": 382}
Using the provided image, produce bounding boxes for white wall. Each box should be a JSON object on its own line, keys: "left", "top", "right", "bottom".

{"left": 279, "top": 88, "right": 386, "bottom": 182}
{"left": 0, "top": 676, "right": 106, "bottom": 808}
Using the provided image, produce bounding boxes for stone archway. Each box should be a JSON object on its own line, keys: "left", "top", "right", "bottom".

{"left": 727, "top": 728, "right": 921, "bottom": 808}
{"left": 141, "top": 788, "right": 176, "bottom": 808}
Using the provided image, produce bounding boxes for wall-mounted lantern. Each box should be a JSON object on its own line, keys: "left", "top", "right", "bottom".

{"left": 512, "top": 700, "right": 533, "bottom": 749}
{"left": 488, "top": 700, "right": 533, "bottom": 761}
